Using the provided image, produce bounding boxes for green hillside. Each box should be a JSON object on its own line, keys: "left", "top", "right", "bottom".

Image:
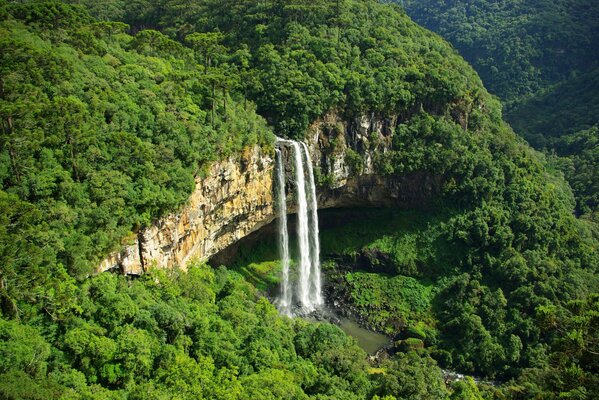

{"left": 399, "top": 0, "right": 599, "bottom": 218}
{"left": 399, "top": 0, "right": 599, "bottom": 106}
{"left": 0, "top": 1, "right": 598, "bottom": 398}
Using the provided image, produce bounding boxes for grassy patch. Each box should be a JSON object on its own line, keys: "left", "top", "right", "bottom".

{"left": 235, "top": 260, "right": 283, "bottom": 293}
{"left": 343, "top": 272, "right": 437, "bottom": 335}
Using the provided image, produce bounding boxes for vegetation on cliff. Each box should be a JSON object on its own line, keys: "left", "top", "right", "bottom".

{"left": 0, "top": 0, "right": 273, "bottom": 299}
{"left": 0, "top": 0, "right": 598, "bottom": 399}
{"left": 398, "top": 0, "right": 599, "bottom": 218}
{"left": 72, "top": 0, "right": 485, "bottom": 139}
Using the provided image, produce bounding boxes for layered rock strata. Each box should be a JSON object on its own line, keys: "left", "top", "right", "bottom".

{"left": 99, "top": 147, "right": 275, "bottom": 274}
{"left": 99, "top": 113, "right": 442, "bottom": 274}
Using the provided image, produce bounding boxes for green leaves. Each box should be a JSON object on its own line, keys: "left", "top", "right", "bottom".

{"left": 0, "top": 4, "right": 273, "bottom": 318}
{"left": 342, "top": 271, "right": 435, "bottom": 334}
{"left": 0, "top": 318, "right": 51, "bottom": 378}
{"left": 401, "top": 0, "right": 599, "bottom": 219}
{"left": 1, "top": 1, "right": 597, "bottom": 398}
{"left": 4, "top": 263, "right": 445, "bottom": 398}
{"left": 131, "top": 29, "right": 189, "bottom": 59}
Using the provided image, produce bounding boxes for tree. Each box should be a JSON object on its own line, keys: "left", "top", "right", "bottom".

{"left": 185, "top": 32, "right": 225, "bottom": 75}
{"left": 47, "top": 96, "right": 87, "bottom": 182}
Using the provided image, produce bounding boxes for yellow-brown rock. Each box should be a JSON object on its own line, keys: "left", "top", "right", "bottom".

{"left": 99, "top": 112, "right": 443, "bottom": 274}
{"left": 98, "top": 146, "right": 275, "bottom": 274}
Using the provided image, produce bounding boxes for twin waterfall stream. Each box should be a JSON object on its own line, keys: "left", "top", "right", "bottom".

{"left": 275, "top": 138, "right": 323, "bottom": 316}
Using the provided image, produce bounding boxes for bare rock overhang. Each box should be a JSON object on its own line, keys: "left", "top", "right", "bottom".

{"left": 98, "top": 113, "right": 443, "bottom": 275}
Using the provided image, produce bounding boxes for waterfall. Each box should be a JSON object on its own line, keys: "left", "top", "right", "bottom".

{"left": 275, "top": 138, "right": 323, "bottom": 315}
{"left": 301, "top": 142, "right": 323, "bottom": 306}
{"left": 275, "top": 149, "right": 292, "bottom": 316}
{"left": 291, "top": 141, "right": 313, "bottom": 309}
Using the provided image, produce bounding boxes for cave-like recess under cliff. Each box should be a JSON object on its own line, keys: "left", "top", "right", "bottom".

{"left": 99, "top": 111, "right": 444, "bottom": 275}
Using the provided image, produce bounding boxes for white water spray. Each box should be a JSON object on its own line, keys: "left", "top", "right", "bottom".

{"left": 275, "top": 138, "right": 323, "bottom": 314}
{"left": 301, "top": 142, "right": 323, "bottom": 306}
{"left": 291, "top": 141, "right": 313, "bottom": 309}
{"left": 275, "top": 148, "right": 292, "bottom": 316}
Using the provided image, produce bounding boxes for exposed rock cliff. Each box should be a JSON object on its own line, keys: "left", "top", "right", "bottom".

{"left": 99, "top": 113, "right": 443, "bottom": 274}
{"left": 99, "top": 147, "right": 275, "bottom": 274}
{"left": 306, "top": 112, "right": 442, "bottom": 209}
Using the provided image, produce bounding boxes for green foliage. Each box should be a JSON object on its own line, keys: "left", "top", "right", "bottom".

{"left": 235, "top": 261, "right": 282, "bottom": 293}
{"left": 75, "top": 0, "right": 483, "bottom": 138}
{"left": 319, "top": 209, "right": 429, "bottom": 256}
{"left": 548, "top": 125, "right": 599, "bottom": 217}
{"left": 344, "top": 148, "right": 364, "bottom": 175}
{"left": 398, "top": 0, "right": 599, "bottom": 217}
{"left": 397, "top": 338, "right": 425, "bottom": 352}
{"left": 342, "top": 272, "right": 435, "bottom": 335}
{"left": 0, "top": 319, "right": 51, "bottom": 378}
{"left": 0, "top": 2, "right": 273, "bottom": 312}
{"left": 505, "top": 294, "right": 599, "bottom": 398}
{"left": 506, "top": 68, "right": 599, "bottom": 217}
{"left": 319, "top": 201, "right": 597, "bottom": 380}
{"left": 1, "top": 1, "right": 598, "bottom": 398}
{"left": 450, "top": 377, "right": 485, "bottom": 400}
{"left": 506, "top": 68, "right": 599, "bottom": 147}
{"left": 372, "top": 351, "right": 449, "bottom": 400}
{"left": 0, "top": 264, "right": 452, "bottom": 398}
{"left": 399, "top": 0, "right": 599, "bottom": 106}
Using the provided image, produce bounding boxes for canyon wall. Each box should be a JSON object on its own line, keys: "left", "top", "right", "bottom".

{"left": 305, "top": 112, "right": 442, "bottom": 209}
{"left": 99, "top": 113, "right": 443, "bottom": 274}
{"left": 98, "top": 147, "right": 275, "bottom": 274}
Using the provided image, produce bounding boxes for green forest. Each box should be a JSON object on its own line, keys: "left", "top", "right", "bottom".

{"left": 398, "top": 0, "right": 599, "bottom": 218}
{"left": 1, "top": 0, "right": 598, "bottom": 399}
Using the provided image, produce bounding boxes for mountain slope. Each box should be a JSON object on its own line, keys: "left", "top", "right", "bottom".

{"left": 399, "top": 0, "right": 599, "bottom": 218}
{"left": 398, "top": 0, "right": 599, "bottom": 106}
{"left": 0, "top": 1, "right": 598, "bottom": 398}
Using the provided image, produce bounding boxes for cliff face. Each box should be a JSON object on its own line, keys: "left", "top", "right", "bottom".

{"left": 99, "top": 147, "right": 275, "bottom": 274}
{"left": 305, "top": 112, "right": 442, "bottom": 209}
{"left": 99, "top": 113, "right": 442, "bottom": 274}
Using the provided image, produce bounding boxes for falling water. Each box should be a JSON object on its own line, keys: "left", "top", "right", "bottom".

{"left": 301, "top": 142, "right": 323, "bottom": 306}
{"left": 275, "top": 148, "right": 292, "bottom": 316}
{"left": 275, "top": 138, "right": 323, "bottom": 314}
{"left": 291, "top": 141, "right": 313, "bottom": 310}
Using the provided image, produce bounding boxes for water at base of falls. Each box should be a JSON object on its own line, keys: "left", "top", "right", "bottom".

{"left": 275, "top": 138, "right": 323, "bottom": 316}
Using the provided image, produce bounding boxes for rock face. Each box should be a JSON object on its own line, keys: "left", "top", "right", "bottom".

{"left": 99, "top": 147, "right": 275, "bottom": 274}
{"left": 99, "top": 112, "right": 443, "bottom": 274}
{"left": 305, "top": 112, "right": 442, "bottom": 209}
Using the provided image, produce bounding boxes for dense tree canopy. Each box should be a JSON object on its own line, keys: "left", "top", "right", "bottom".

{"left": 0, "top": 263, "right": 423, "bottom": 398}
{"left": 0, "top": 0, "right": 598, "bottom": 398}
{"left": 0, "top": 0, "right": 273, "bottom": 310}
{"left": 398, "top": 0, "right": 599, "bottom": 218}
{"left": 398, "top": 0, "right": 599, "bottom": 106}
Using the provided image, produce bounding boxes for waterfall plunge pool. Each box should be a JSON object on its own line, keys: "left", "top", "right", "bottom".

{"left": 301, "top": 310, "right": 391, "bottom": 355}
{"left": 208, "top": 207, "right": 414, "bottom": 354}
{"left": 338, "top": 318, "right": 390, "bottom": 355}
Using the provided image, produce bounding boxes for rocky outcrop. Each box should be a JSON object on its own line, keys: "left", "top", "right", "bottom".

{"left": 306, "top": 111, "right": 442, "bottom": 209}
{"left": 99, "top": 147, "right": 275, "bottom": 274}
{"left": 99, "top": 112, "right": 443, "bottom": 274}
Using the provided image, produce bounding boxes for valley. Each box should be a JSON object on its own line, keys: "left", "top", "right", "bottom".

{"left": 0, "top": 1, "right": 597, "bottom": 399}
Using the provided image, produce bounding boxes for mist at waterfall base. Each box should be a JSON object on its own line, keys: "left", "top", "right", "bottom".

{"left": 275, "top": 139, "right": 323, "bottom": 316}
